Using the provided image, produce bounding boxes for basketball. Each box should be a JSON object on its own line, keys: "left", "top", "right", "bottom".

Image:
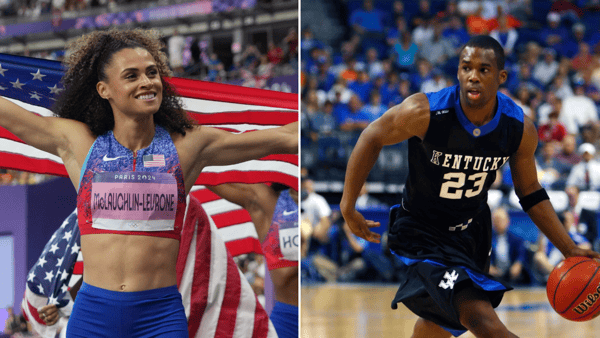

{"left": 546, "top": 256, "right": 600, "bottom": 321}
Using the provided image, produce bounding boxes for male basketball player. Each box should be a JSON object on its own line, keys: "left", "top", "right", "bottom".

{"left": 340, "top": 35, "right": 600, "bottom": 337}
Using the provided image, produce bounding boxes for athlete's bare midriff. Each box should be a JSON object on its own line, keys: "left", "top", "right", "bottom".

{"left": 80, "top": 233, "right": 179, "bottom": 291}
{"left": 270, "top": 266, "right": 298, "bottom": 306}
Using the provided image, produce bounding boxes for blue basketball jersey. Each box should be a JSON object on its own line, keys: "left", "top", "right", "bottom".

{"left": 402, "top": 85, "right": 524, "bottom": 227}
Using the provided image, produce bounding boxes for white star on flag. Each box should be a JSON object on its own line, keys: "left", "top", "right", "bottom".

{"left": 0, "top": 64, "right": 7, "bottom": 76}
{"left": 62, "top": 230, "right": 72, "bottom": 241}
{"left": 37, "top": 284, "right": 44, "bottom": 294}
{"left": 31, "top": 69, "right": 46, "bottom": 81}
{"left": 61, "top": 284, "right": 69, "bottom": 294}
{"left": 55, "top": 257, "right": 63, "bottom": 267}
{"left": 48, "top": 243, "right": 60, "bottom": 254}
{"left": 44, "top": 270, "right": 54, "bottom": 282}
{"left": 48, "top": 294, "right": 59, "bottom": 305}
{"left": 60, "top": 269, "right": 69, "bottom": 281}
{"left": 29, "top": 92, "right": 41, "bottom": 101}
{"left": 10, "top": 78, "right": 24, "bottom": 89}
{"left": 70, "top": 242, "right": 80, "bottom": 255}
{"left": 48, "top": 84, "right": 64, "bottom": 95}
{"left": 27, "top": 271, "right": 35, "bottom": 282}
{"left": 0, "top": 86, "right": 6, "bottom": 90}
{"left": 37, "top": 255, "right": 47, "bottom": 267}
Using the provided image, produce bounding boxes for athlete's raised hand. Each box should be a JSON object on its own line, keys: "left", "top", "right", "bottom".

{"left": 342, "top": 208, "right": 381, "bottom": 243}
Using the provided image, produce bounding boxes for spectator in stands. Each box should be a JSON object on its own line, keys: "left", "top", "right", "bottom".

{"left": 571, "top": 42, "right": 595, "bottom": 73}
{"left": 310, "top": 100, "right": 337, "bottom": 138}
{"left": 387, "top": 16, "right": 408, "bottom": 48}
{"left": 465, "top": 5, "right": 490, "bottom": 35}
{"left": 442, "top": 15, "right": 470, "bottom": 55}
{"left": 559, "top": 81, "right": 598, "bottom": 135}
{"left": 540, "top": 12, "right": 570, "bottom": 54}
{"left": 283, "top": 27, "right": 298, "bottom": 64}
{"left": 538, "top": 110, "right": 567, "bottom": 143}
{"left": 412, "top": 0, "right": 434, "bottom": 29}
{"left": 355, "top": 183, "right": 386, "bottom": 209}
{"left": 360, "top": 90, "right": 387, "bottom": 122}
{"left": 336, "top": 94, "right": 370, "bottom": 132}
{"left": 167, "top": 29, "right": 186, "bottom": 76}
{"left": 411, "top": 17, "right": 434, "bottom": 48}
{"left": 560, "top": 22, "right": 589, "bottom": 58}
{"left": 556, "top": 134, "right": 581, "bottom": 166}
{"left": 549, "top": 74, "right": 574, "bottom": 100}
{"left": 537, "top": 91, "right": 561, "bottom": 125}
{"left": 392, "top": 30, "right": 419, "bottom": 73}
{"left": 391, "top": 1, "right": 407, "bottom": 31}
{"left": 489, "top": 207, "right": 529, "bottom": 285}
{"left": 506, "top": 63, "right": 543, "bottom": 96}
{"left": 490, "top": 13, "right": 519, "bottom": 59}
{"left": 566, "top": 143, "right": 600, "bottom": 191}
{"left": 420, "top": 68, "right": 448, "bottom": 93}
{"left": 267, "top": 41, "right": 284, "bottom": 65}
{"left": 349, "top": 0, "right": 386, "bottom": 52}
{"left": 565, "top": 185, "right": 598, "bottom": 248}
{"left": 300, "top": 177, "right": 338, "bottom": 282}
{"left": 417, "top": 21, "right": 455, "bottom": 68}
{"left": 348, "top": 71, "right": 373, "bottom": 104}
{"left": 537, "top": 140, "right": 570, "bottom": 190}
{"left": 365, "top": 47, "right": 384, "bottom": 79}
{"left": 409, "top": 58, "right": 433, "bottom": 93}
{"left": 328, "top": 79, "right": 353, "bottom": 105}
{"left": 533, "top": 48, "right": 559, "bottom": 88}
{"left": 534, "top": 210, "right": 591, "bottom": 282}
{"left": 389, "top": 77, "right": 413, "bottom": 107}
{"left": 301, "top": 27, "right": 323, "bottom": 62}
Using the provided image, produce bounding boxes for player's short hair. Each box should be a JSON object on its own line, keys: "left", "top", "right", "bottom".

{"left": 460, "top": 35, "right": 505, "bottom": 70}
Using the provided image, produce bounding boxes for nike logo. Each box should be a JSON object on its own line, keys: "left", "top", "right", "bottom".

{"left": 103, "top": 155, "right": 125, "bottom": 162}
{"left": 283, "top": 210, "right": 297, "bottom": 216}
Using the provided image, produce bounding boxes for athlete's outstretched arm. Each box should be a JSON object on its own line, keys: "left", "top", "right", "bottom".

{"left": 340, "top": 93, "right": 430, "bottom": 243}
{"left": 206, "top": 183, "right": 279, "bottom": 241}
{"left": 510, "top": 116, "right": 600, "bottom": 259}
{"left": 184, "top": 121, "right": 298, "bottom": 168}
{"left": 0, "top": 97, "right": 89, "bottom": 157}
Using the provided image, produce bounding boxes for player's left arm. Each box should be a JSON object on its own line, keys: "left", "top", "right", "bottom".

{"left": 509, "top": 116, "right": 600, "bottom": 259}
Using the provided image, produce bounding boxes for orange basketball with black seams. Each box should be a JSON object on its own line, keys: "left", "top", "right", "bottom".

{"left": 547, "top": 256, "right": 600, "bottom": 321}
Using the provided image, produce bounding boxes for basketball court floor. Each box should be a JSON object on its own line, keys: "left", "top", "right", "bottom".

{"left": 301, "top": 283, "right": 600, "bottom": 338}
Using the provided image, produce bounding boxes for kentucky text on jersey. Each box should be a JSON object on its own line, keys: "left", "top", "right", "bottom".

{"left": 92, "top": 192, "right": 175, "bottom": 212}
{"left": 431, "top": 151, "right": 510, "bottom": 172}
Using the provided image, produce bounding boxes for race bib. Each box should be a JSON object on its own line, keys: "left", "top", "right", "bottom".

{"left": 279, "top": 227, "right": 299, "bottom": 261}
{"left": 91, "top": 172, "right": 177, "bottom": 232}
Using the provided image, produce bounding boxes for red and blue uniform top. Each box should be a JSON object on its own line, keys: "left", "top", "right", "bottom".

{"left": 77, "top": 126, "right": 186, "bottom": 240}
{"left": 263, "top": 190, "right": 299, "bottom": 270}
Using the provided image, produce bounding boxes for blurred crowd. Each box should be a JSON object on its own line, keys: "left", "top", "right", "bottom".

{"left": 301, "top": 0, "right": 600, "bottom": 284}
{"left": 0, "top": 170, "right": 53, "bottom": 186}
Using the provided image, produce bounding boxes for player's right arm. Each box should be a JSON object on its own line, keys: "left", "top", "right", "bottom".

{"left": 340, "top": 93, "right": 430, "bottom": 243}
{"left": 0, "top": 97, "right": 95, "bottom": 187}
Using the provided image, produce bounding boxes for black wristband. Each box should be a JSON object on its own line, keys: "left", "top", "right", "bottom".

{"left": 519, "top": 188, "right": 550, "bottom": 212}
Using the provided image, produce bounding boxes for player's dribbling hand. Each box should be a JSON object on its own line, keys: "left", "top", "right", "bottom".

{"left": 342, "top": 209, "right": 381, "bottom": 243}
{"left": 564, "top": 247, "right": 600, "bottom": 260}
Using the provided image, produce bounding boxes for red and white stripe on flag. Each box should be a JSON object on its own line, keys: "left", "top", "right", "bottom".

{"left": 178, "top": 195, "right": 277, "bottom": 338}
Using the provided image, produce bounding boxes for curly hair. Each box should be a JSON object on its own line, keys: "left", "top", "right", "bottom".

{"left": 53, "top": 28, "right": 194, "bottom": 136}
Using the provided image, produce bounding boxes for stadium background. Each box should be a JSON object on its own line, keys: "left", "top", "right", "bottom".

{"left": 300, "top": 0, "right": 600, "bottom": 336}
{"left": 0, "top": 0, "right": 298, "bottom": 336}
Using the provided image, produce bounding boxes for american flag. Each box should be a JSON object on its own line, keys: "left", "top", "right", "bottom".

{"left": 0, "top": 53, "right": 297, "bottom": 337}
{"left": 143, "top": 154, "right": 166, "bottom": 167}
